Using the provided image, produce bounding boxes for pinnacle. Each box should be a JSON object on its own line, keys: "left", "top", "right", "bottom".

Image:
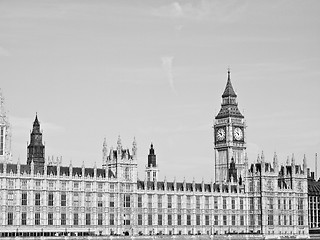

{"left": 222, "top": 70, "right": 237, "bottom": 98}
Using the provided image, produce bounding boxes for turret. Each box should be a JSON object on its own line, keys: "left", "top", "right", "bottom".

{"left": 273, "top": 152, "right": 278, "bottom": 172}
{"left": 303, "top": 154, "right": 307, "bottom": 174}
{"left": 0, "top": 90, "right": 12, "bottom": 163}
{"left": 102, "top": 138, "right": 108, "bottom": 168}
{"left": 27, "top": 114, "right": 45, "bottom": 166}
{"left": 145, "top": 143, "right": 159, "bottom": 182}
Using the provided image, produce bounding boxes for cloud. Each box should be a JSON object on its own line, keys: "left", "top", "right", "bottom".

{"left": 161, "top": 56, "right": 177, "bottom": 94}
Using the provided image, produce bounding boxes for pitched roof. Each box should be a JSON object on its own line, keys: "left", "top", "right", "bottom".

{"left": 222, "top": 71, "right": 237, "bottom": 98}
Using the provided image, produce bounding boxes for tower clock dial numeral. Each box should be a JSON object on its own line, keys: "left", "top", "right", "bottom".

{"left": 233, "top": 127, "right": 243, "bottom": 141}
{"left": 216, "top": 128, "right": 225, "bottom": 141}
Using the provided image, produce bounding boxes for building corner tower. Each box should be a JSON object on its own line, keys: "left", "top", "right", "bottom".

{"left": 214, "top": 70, "right": 246, "bottom": 183}
{"left": 27, "top": 114, "right": 45, "bottom": 166}
{"left": 0, "top": 90, "right": 12, "bottom": 163}
{"left": 145, "top": 143, "right": 159, "bottom": 181}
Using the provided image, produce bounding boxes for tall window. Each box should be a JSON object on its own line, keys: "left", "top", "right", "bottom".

{"left": 223, "top": 215, "right": 227, "bottom": 225}
{"left": 61, "top": 193, "right": 66, "bottom": 206}
{"left": 125, "top": 167, "right": 130, "bottom": 180}
{"left": 7, "top": 191, "right": 13, "bottom": 205}
{"left": 168, "top": 195, "right": 172, "bottom": 209}
{"left": 148, "top": 194, "right": 152, "bottom": 209}
{"left": 158, "top": 195, "right": 162, "bottom": 208}
{"left": 61, "top": 213, "right": 66, "bottom": 225}
{"left": 214, "top": 197, "right": 218, "bottom": 209}
{"left": 177, "top": 196, "right": 182, "bottom": 209}
{"left": 168, "top": 214, "right": 172, "bottom": 226}
{"left": 35, "top": 193, "right": 40, "bottom": 206}
{"left": 148, "top": 214, "right": 152, "bottom": 225}
{"left": 138, "top": 214, "right": 143, "bottom": 225}
{"left": 35, "top": 213, "right": 40, "bottom": 225}
{"left": 48, "top": 213, "right": 53, "bottom": 225}
{"left": 177, "top": 214, "right": 182, "bottom": 225}
{"left": 196, "top": 215, "right": 200, "bottom": 225}
{"left": 268, "top": 215, "right": 274, "bottom": 226}
{"left": 85, "top": 193, "right": 91, "bottom": 207}
{"left": 250, "top": 214, "right": 255, "bottom": 226}
{"left": 232, "top": 215, "right": 236, "bottom": 225}
{"left": 257, "top": 198, "right": 261, "bottom": 210}
{"left": 22, "top": 212, "right": 27, "bottom": 225}
{"left": 214, "top": 215, "right": 218, "bottom": 225}
{"left": 298, "top": 198, "right": 304, "bottom": 210}
{"left": 196, "top": 196, "right": 200, "bottom": 209}
{"left": 73, "top": 193, "right": 79, "bottom": 206}
{"left": 289, "top": 199, "right": 292, "bottom": 210}
{"left": 110, "top": 214, "right": 114, "bottom": 225}
{"left": 61, "top": 181, "right": 66, "bottom": 190}
{"left": 205, "top": 196, "right": 209, "bottom": 209}
{"left": 98, "top": 213, "right": 103, "bottom": 225}
{"left": 186, "top": 196, "right": 191, "bottom": 208}
{"left": 283, "top": 199, "right": 286, "bottom": 210}
{"left": 240, "top": 215, "right": 244, "bottom": 226}
{"left": 7, "top": 212, "right": 13, "bottom": 225}
{"left": 268, "top": 197, "right": 273, "bottom": 210}
{"left": 298, "top": 215, "right": 304, "bottom": 225}
{"left": 98, "top": 193, "right": 103, "bottom": 207}
{"left": 124, "top": 194, "right": 130, "bottom": 208}
{"left": 240, "top": 198, "right": 243, "bottom": 210}
{"left": 231, "top": 198, "right": 235, "bottom": 209}
{"left": 187, "top": 215, "right": 191, "bottom": 225}
{"left": 249, "top": 198, "right": 254, "bottom": 210}
{"left": 205, "top": 215, "right": 210, "bottom": 225}
{"left": 74, "top": 213, "right": 78, "bottom": 225}
{"left": 158, "top": 214, "right": 162, "bottom": 225}
{"left": 223, "top": 197, "right": 227, "bottom": 209}
{"left": 22, "top": 192, "right": 27, "bottom": 205}
{"left": 138, "top": 195, "right": 142, "bottom": 208}
{"left": 278, "top": 199, "right": 281, "bottom": 209}
{"left": 48, "top": 193, "right": 54, "bottom": 206}
{"left": 110, "top": 194, "right": 115, "bottom": 207}
{"left": 86, "top": 213, "right": 91, "bottom": 225}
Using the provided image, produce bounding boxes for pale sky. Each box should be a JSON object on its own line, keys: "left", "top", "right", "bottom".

{"left": 0, "top": 0, "right": 319, "bottom": 182}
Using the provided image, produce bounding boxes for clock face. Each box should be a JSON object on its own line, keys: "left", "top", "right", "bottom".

{"left": 216, "top": 128, "right": 225, "bottom": 141}
{"left": 233, "top": 127, "right": 243, "bottom": 141}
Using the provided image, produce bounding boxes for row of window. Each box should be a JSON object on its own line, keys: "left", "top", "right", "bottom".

{"left": 4, "top": 180, "right": 127, "bottom": 191}
{"left": 266, "top": 197, "right": 304, "bottom": 210}
{"left": 267, "top": 215, "right": 304, "bottom": 226}
{"left": 7, "top": 212, "right": 101, "bottom": 226}
{"left": 5, "top": 192, "right": 247, "bottom": 210}
{"left": 6, "top": 212, "right": 248, "bottom": 227}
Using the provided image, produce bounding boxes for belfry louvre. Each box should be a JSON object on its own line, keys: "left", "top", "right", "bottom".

{"left": 0, "top": 72, "right": 309, "bottom": 238}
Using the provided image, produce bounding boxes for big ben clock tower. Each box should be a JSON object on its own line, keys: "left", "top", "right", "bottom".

{"left": 214, "top": 70, "right": 246, "bottom": 183}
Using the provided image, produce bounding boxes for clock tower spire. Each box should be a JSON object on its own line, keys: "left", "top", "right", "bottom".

{"left": 27, "top": 114, "right": 45, "bottom": 166}
{"left": 214, "top": 70, "right": 246, "bottom": 183}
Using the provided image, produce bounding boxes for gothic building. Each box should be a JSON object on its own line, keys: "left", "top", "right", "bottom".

{"left": 0, "top": 72, "right": 309, "bottom": 238}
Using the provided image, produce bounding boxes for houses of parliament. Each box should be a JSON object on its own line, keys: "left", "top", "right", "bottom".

{"left": 0, "top": 72, "right": 310, "bottom": 238}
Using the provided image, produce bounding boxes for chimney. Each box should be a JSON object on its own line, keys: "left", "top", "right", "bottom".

{"left": 311, "top": 172, "right": 315, "bottom": 180}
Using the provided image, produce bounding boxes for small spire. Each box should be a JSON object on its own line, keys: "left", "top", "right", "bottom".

{"left": 291, "top": 153, "right": 295, "bottom": 165}
{"left": 117, "top": 135, "right": 121, "bottom": 147}
{"left": 103, "top": 137, "right": 107, "bottom": 147}
{"left": 261, "top": 151, "right": 265, "bottom": 162}
{"left": 222, "top": 68, "right": 237, "bottom": 98}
